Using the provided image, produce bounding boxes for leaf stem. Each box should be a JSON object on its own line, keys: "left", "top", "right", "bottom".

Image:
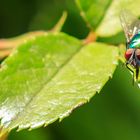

{"left": 83, "top": 31, "right": 97, "bottom": 45}
{"left": 51, "top": 11, "right": 67, "bottom": 32}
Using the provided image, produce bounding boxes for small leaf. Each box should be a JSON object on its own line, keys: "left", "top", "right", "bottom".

{"left": 96, "top": 0, "right": 140, "bottom": 37}
{"left": 76, "top": 0, "right": 140, "bottom": 37}
{"left": 0, "top": 32, "right": 118, "bottom": 135}
{"left": 75, "top": 0, "right": 111, "bottom": 29}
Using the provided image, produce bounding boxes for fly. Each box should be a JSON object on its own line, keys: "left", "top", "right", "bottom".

{"left": 120, "top": 9, "right": 140, "bottom": 84}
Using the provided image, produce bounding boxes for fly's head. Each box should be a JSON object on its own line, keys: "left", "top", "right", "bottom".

{"left": 125, "top": 48, "right": 140, "bottom": 67}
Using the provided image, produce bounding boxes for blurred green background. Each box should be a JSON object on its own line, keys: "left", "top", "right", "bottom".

{"left": 1, "top": 0, "right": 140, "bottom": 140}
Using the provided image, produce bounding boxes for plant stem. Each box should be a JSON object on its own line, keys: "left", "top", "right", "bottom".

{"left": 0, "top": 133, "right": 8, "bottom": 140}
{"left": 0, "top": 31, "right": 46, "bottom": 60}
{"left": 0, "top": 128, "right": 8, "bottom": 140}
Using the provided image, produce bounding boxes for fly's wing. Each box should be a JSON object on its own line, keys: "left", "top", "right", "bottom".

{"left": 120, "top": 9, "right": 140, "bottom": 42}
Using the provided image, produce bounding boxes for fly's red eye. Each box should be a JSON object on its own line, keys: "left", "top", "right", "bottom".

{"left": 136, "top": 49, "right": 140, "bottom": 60}
{"left": 125, "top": 49, "right": 133, "bottom": 60}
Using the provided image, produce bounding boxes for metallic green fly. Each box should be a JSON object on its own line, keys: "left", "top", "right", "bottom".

{"left": 120, "top": 10, "right": 140, "bottom": 83}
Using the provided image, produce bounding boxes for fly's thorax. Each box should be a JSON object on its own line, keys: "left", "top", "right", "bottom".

{"left": 129, "top": 33, "right": 140, "bottom": 49}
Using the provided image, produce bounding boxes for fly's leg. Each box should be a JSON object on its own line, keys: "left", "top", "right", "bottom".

{"left": 136, "top": 67, "right": 139, "bottom": 81}
{"left": 121, "top": 62, "right": 125, "bottom": 67}
{"left": 126, "top": 63, "right": 134, "bottom": 85}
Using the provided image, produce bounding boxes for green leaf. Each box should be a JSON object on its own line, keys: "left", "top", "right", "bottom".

{"left": 53, "top": 64, "right": 140, "bottom": 140}
{"left": 76, "top": 0, "right": 140, "bottom": 37}
{"left": 75, "top": 0, "right": 111, "bottom": 29}
{"left": 96, "top": 0, "right": 140, "bottom": 37}
{"left": 119, "top": 44, "right": 125, "bottom": 63}
{"left": 0, "top": 32, "right": 118, "bottom": 135}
